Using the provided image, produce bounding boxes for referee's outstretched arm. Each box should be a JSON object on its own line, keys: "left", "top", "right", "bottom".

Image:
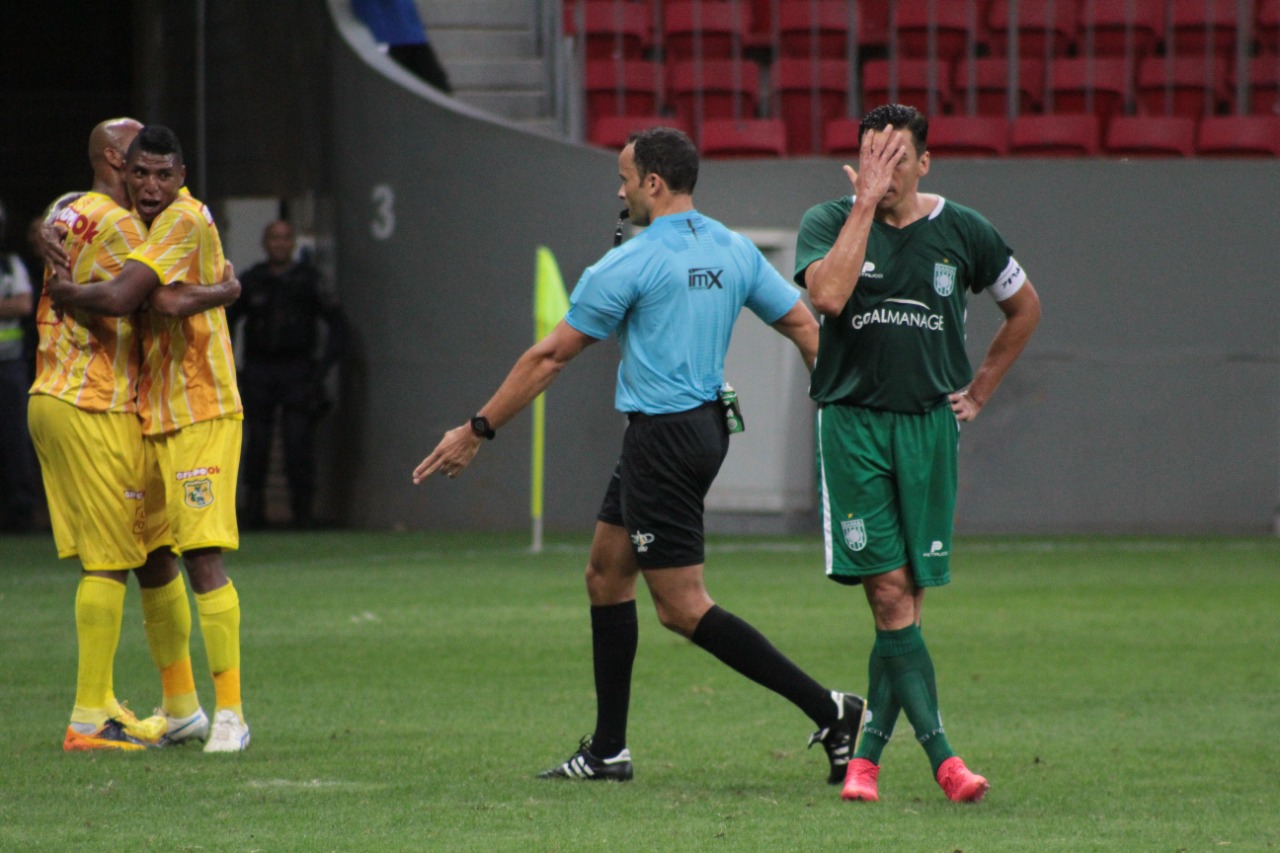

{"left": 412, "top": 319, "right": 598, "bottom": 483}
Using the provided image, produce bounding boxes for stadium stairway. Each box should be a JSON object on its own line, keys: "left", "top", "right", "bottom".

{"left": 415, "top": 0, "right": 562, "bottom": 136}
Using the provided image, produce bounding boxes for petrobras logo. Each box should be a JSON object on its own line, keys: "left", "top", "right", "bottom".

{"left": 860, "top": 261, "right": 883, "bottom": 279}
{"left": 175, "top": 465, "right": 221, "bottom": 481}
{"left": 850, "top": 298, "right": 944, "bottom": 331}
{"left": 923, "top": 540, "right": 949, "bottom": 558}
{"left": 55, "top": 205, "right": 99, "bottom": 244}
{"left": 688, "top": 267, "right": 725, "bottom": 290}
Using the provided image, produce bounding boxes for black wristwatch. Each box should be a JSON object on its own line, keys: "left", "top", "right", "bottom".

{"left": 470, "top": 415, "right": 496, "bottom": 440}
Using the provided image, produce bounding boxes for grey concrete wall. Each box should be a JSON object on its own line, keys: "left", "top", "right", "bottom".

{"left": 326, "top": 7, "right": 1279, "bottom": 535}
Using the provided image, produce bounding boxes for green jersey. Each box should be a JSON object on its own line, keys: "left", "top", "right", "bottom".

{"left": 795, "top": 195, "right": 1017, "bottom": 414}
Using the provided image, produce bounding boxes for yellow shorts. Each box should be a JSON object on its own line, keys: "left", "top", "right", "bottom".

{"left": 149, "top": 416, "right": 242, "bottom": 554}
{"left": 27, "top": 394, "right": 172, "bottom": 570}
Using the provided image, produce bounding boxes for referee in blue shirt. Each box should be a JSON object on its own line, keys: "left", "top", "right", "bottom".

{"left": 415, "top": 127, "right": 862, "bottom": 784}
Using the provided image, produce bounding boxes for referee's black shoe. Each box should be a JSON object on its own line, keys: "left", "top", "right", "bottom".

{"left": 537, "top": 736, "right": 634, "bottom": 782}
{"left": 808, "top": 691, "right": 866, "bottom": 784}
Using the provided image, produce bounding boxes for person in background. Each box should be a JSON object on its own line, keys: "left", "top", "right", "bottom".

{"left": 229, "top": 220, "right": 345, "bottom": 530}
{"left": 0, "top": 197, "right": 38, "bottom": 533}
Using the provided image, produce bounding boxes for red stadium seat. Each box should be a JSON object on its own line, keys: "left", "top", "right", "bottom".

{"left": 1137, "top": 55, "right": 1233, "bottom": 116}
{"left": 896, "top": 2, "right": 987, "bottom": 61}
{"left": 1049, "top": 57, "right": 1132, "bottom": 121}
{"left": 667, "top": 58, "right": 760, "bottom": 129}
{"left": 1079, "top": 0, "right": 1166, "bottom": 57}
{"left": 862, "top": 58, "right": 954, "bottom": 115}
{"left": 1009, "top": 114, "right": 1100, "bottom": 156}
{"left": 774, "top": 58, "right": 851, "bottom": 155}
{"left": 700, "top": 118, "right": 787, "bottom": 157}
{"left": 1169, "top": 0, "right": 1243, "bottom": 56}
{"left": 927, "top": 115, "right": 1009, "bottom": 157}
{"left": 1243, "top": 56, "right": 1280, "bottom": 116}
{"left": 988, "top": 0, "right": 1079, "bottom": 58}
{"left": 574, "top": 1, "right": 652, "bottom": 61}
{"left": 589, "top": 114, "right": 691, "bottom": 149}
{"left": 776, "top": 0, "right": 859, "bottom": 58}
{"left": 822, "top": 116, "right": 863, "bottom": 156}
{"left": 951, "top": 58, "right": 1045, "bottom": 116}
{"left": 1260, "top": 0, "right": 1280, "bottom": 54}
{"left": 1195, "top": 115, "right": 1280, "bottom": 156}
{"left": 585, "top": 60, "right": 662, "bottom": 121}
{"left": 663, "top": 1, "right": 752, "bottom": 60}
{"left": 1103, "top": 115, "right": 1197, "bottom": 157}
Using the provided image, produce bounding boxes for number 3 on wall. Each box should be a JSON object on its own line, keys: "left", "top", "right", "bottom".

{"left": 370, "top": 184, "right": 395, "bottom": 240}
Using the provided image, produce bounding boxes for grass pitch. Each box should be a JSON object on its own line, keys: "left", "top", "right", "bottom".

{"left": 1, "top": 531, "right": 1276, "bottom": 852}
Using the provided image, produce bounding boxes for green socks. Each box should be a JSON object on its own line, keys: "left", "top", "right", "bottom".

{"left": 864, "top": 624, "right": 956, "bottom": 774}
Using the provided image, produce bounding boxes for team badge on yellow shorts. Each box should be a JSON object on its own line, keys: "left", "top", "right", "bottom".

{"left": 184, "top": 478, "right": 214, "bottom": 508}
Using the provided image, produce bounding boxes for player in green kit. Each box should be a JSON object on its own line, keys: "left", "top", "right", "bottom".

{"left": 795, "top": 104, "right": 1042, "bottom": 803}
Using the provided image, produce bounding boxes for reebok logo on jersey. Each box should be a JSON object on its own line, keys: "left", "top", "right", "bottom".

{"left": 55, "top": 206, "right": 100, "bottom": 244}
{"left": 688, "top": 267, "right": 724, "bottom": 290}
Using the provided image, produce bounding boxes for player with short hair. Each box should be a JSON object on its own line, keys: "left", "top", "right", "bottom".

{"left": 48, "top": 124, "right": 250, "bottom": 753}
{"left": 415, "top": 126, "right": 864, "bottom": 784}
{"left": 795, "top": 103, "right": 1041, "bottom": 803}
{"left": 32, "top": 118, "right": 236, "bottom": 751}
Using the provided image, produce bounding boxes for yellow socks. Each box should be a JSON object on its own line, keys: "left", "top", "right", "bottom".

{"left": 140, "top": 575, "right": 201, "bottom": 719}
{"left": 71, "top": 575, "right": 126, "bottom": 728}
{"left": 195, "top": 581, "right": 244, "bottom": 721}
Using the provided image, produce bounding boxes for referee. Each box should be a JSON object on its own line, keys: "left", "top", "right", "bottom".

{"left": 415, "top": 127, "right": 862, "bottom": 784}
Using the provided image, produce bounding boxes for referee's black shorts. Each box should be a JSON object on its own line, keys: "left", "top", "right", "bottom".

{"left": 597, "top": 400, "right": 729, "bottom": 569}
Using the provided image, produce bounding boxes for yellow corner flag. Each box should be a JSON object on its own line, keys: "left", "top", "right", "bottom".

{"left": 531, "top": 246, "right": 570, "bottom": 553}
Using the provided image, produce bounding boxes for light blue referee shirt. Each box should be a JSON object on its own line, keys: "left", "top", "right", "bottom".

{"left": 564, "top": 209, "right": 800, "bottom": 416}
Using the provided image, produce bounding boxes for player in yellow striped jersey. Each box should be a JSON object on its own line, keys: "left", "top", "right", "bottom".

{"left": 47, "top": 124, "right": 251, "bottom": 752}
{"left": 32, "top": 119, "right": 239, "bottom": 752}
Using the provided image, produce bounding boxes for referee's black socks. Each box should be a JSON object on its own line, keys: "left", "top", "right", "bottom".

{"left": 589, "top": 600, "right": 639, "bottom": 759}
{"left": 691, "top": 605, "right": 836, "bottom": 727}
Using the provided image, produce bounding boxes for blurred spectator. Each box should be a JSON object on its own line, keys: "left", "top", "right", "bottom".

{"left": 0, "top": 199, "right": 38, "bottom": 533}
{"left": 229, "top": 221, "right": 346, "bottom": 530}
{"left": 352, "top": 0, "right": 452, "bottom": 93}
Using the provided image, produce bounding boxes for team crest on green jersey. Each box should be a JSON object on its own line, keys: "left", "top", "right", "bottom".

{"left": 933, "top": 261, "right": 957, "bottom": 297}
{"left": 841, "top": 517, "right": 867, "bottom": 551}
{"left": 184, "top": 478, "right": 214, "bottom": 509}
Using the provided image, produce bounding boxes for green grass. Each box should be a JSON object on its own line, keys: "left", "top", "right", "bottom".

{"left": 1, "top": 532, "right": 1277, "bottom": 852}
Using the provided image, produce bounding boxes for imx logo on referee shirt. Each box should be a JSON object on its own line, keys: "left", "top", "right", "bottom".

{"left": 688, "top": 267, "right": 724, "bottom": 290}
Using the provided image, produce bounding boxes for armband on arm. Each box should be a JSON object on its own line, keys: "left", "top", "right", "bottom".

{"left": 987, "top": 256, "right": 1027, "bottom": 303}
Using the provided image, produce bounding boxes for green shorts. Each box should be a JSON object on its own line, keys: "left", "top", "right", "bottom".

{"left": 816, "top": 403, "right": 959, "bottom": 587}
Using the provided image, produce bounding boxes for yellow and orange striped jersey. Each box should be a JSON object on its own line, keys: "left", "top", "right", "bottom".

{"left": 29, "top": 192, "right": 147, "bottom": 413}
{"left": 129, "top": 191, "right": 242, "bottom": 436}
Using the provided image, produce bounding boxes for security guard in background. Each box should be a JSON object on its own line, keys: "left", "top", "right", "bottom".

{"left": 230, "top": 220, "right": 345, "bottom": 529}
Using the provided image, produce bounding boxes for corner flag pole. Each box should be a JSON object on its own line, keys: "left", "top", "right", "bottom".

{"left": 532, "top": 246, "right": 569, "bottom": 554}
